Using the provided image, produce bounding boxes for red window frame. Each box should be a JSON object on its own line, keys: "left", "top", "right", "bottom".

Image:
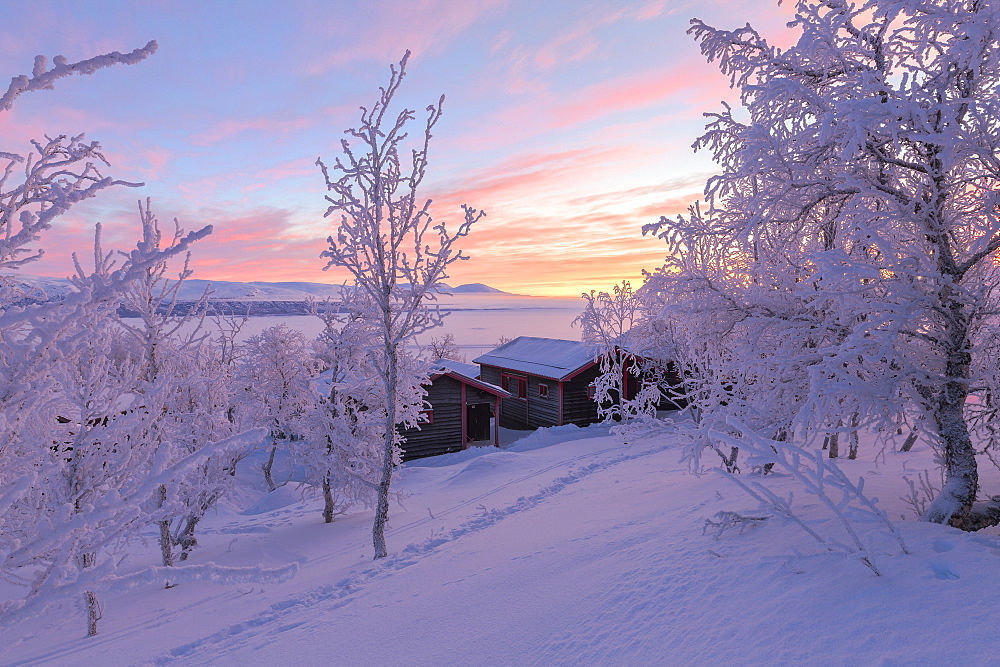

{"left": 587, "top": 384, "right": 597, "bottom": 400}
{"left": 418, "top": 409, "right": 433, "bottom": 425}
{"left": 502, "top": 373, "right": 528, "bottom": 399}
{"left": 538, "top": 383, "right": 549, "bottom": 398}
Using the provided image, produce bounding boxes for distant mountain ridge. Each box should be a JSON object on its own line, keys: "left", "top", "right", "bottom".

{"left": 5, "top": 275, "right": 515, "bottom": 315}
{"left": 447, "top": 283, "right": 510, "bottom": 294}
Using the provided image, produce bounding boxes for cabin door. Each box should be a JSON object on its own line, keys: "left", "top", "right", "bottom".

{"left": 466, "top": 403, "right": 491, "bottom": 442}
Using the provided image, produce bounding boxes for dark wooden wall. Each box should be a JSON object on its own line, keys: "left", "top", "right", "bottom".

{"left": 481, "top": 364, "right": 600, "bottom": 429}
{"left": 480, "top": 366, "right": 521, "bottom": 429}
{"left": 400, "top": 374, "right": 500, "bottom": 461}
{"left": 525, "top": 374, "right": 559, "bottom": 427}
{"left": 561, "top": 365, "right": 601, "bottom": 426}
{"left": 400, "top": 375, "right": 463, "bottom": 461}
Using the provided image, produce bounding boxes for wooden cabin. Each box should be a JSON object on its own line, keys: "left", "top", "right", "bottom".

{"left": 474, "top": 337, "right": 601, "bottom": 430}
{"left": 400, "top": 359, "right": 510, "bottom": 461}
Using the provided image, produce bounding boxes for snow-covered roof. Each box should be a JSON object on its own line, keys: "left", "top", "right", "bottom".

{"left": 431, "top": 358, "right": 481, "bottom": 380}
{"left": 473, "top": 336, "right": 596, "bottom": 381}
{"left": 430, "top": 358, "right": 509, "bottom": 397}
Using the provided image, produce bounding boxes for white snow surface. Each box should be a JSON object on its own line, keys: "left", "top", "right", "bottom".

{"left": 5, "top": 424, "right": 1000, "bottom": 665}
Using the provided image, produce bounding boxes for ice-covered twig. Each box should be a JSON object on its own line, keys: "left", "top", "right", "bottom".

{"left": 703, "top": 510, "right": 771, "bottom": 539}
{"left": 711, "top": 418, "right": 910, "bottom": 575}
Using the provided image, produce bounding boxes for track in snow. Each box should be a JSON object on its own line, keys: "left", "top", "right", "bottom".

{"left": 148, "top": 440, "right": 671, "bottom": 665}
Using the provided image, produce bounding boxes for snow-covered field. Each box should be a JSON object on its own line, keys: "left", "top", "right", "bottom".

{"left": 6, "top": 422, "right": 1000, "bottom": 665}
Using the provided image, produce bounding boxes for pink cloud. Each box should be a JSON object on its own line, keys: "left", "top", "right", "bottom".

{"left": 301, "top": 0, "right": 508, "bottom": 74}
{"left": 155, "top": 205, "right": 331, "bottom": 284}
{"left": 102, "top": 141, "right": 176, "bottom": 182}
{"left": 241, "top": 159, "right": 320, "bottom": 195}
{"left": 446, "top": 58, "right": 728, "bottom": 155}
{"left": 252, "top": 157, "right": 321, "bottom": 186}
{"left": 532, "top": 22, "right": 607, "bottom": 71}
{"left": 191, "top": 115, "right": 315, "bottom": 146}
{"left": 550, "top": 59, "right": 723, "bottom": 129}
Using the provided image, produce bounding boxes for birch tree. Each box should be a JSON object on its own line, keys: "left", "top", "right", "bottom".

{"left": 115, "top": 199, "right": 247, "bottom": 567}
{"left": 236, "top": 324, "right": 319, "bottom": 491}
{"left": 294, "top": 298, "right": 392, "bottom": 523}
{"left": 646, "top": 0, "right": 1000, "bottom": 528}
{"left": 317, "top": 51, "right": 483, "bottom": 558}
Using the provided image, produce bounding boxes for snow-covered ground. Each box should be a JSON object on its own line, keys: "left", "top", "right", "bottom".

{"left": 6, "top": 422, "right": 1000, "bottom": 665}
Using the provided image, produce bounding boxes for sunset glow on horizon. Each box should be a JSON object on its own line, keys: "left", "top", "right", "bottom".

{"left": 0, "top": 1, "right": 795, "bottom": 297}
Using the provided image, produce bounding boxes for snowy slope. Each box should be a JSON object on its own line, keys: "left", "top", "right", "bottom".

{"left": 5, "top": 425, "right": 1000, "bottom": 665}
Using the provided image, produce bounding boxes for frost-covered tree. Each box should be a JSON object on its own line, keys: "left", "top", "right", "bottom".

{"left": 576, "top": 281, "right": 661, "bottom": 421}
{"left": 424, "top": 332, "right": 464, "bottom": 362}
{"left": 0, "top": 41, "right": 162, "bottom": 636}
{"left": 646, "top": 0, "right": 1000, "bottom": 528}
{"left": 160, "top": 341, "right": 252, "bottom": 562}
{"left": 118, "top": 199, "right": 203, "bottom": 567}
{"left": 114, "top": 200, "right": 248, "bottom": 567}
{"left": 118, "top": 198, "right": 211, "bottom": 381}
{"left": 0, "top": 218, "right": 215, "bottom": 636}
{"left": 293, "top": 300, "right": 387, "bottom": 523}
{"left": 235, "top": 324, "right": 319, "bottom": 491}
{"left": 0, "top": 43, "right": 288, "bottom": 637}
{"left": 317, "top": 51, "right": 483, "bottom": 558}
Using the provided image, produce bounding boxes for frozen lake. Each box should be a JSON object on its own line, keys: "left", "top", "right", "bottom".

{"left": 188, "top": 293, "right": 584, "bottom": 358}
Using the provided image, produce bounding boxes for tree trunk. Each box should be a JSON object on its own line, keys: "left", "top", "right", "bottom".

{"left": 373, "top": 336, "right": 398, "bottom": 560}
{"left": 720, "top": 445, "right": 739, "bottom": 473}
{"left": 158, "top": 484, "right": 174, "bottom": 569}
{"left": 323, "top": 385, "right": 339, "bottom": 524}
{"left": 177, "top": 513, "right": 201, "bottom": 561}
{"left": 924, "top": 388, "right": 978, "bottom": 527}
{"left": 847, "top": 413, "right": 859, "bottom": 460}
{"left": 825, "top": 421, "right": 841, "bottom": 459}
{"left": 763, "top": 424, "right": 790, "bottom": 475}
{"left": 322, "top": 471, "right": 335, "bottom": 524}
{"left": 263, "top": 441, "right": 278, "bottom": 492}
{"left": 81, "top": 552, "right": 100, "bottom": 636}
{"left": 924, "top": 316, "right": 978, "bottom": 527}
{"left": 157, "top": 484, "right": 174, "bottom": 588}
{"left": 177, "top": 488, "right": 222, "bottom": 561}
{"left": 900, "top": 429, "right": 918, "bottom": 452}
{"left": 85, "top": 590, "right": 100, "bottom": 637}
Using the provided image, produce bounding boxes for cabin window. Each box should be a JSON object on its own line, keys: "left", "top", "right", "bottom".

{"left": 502, "top": 373, "right": 527, "bottom": 399}
{"left": 587, "top": 384, "right": 597, "bottom": 400}
{"left": 418, "top": 409, "right": 433, "bottom": 425}
{"left": 538, "top": 383, "right": 549, "bottom": 398}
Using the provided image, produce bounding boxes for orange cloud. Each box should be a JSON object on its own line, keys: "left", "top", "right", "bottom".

{"left": 414, "top": 142, "right": 709, "bottom": 296}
